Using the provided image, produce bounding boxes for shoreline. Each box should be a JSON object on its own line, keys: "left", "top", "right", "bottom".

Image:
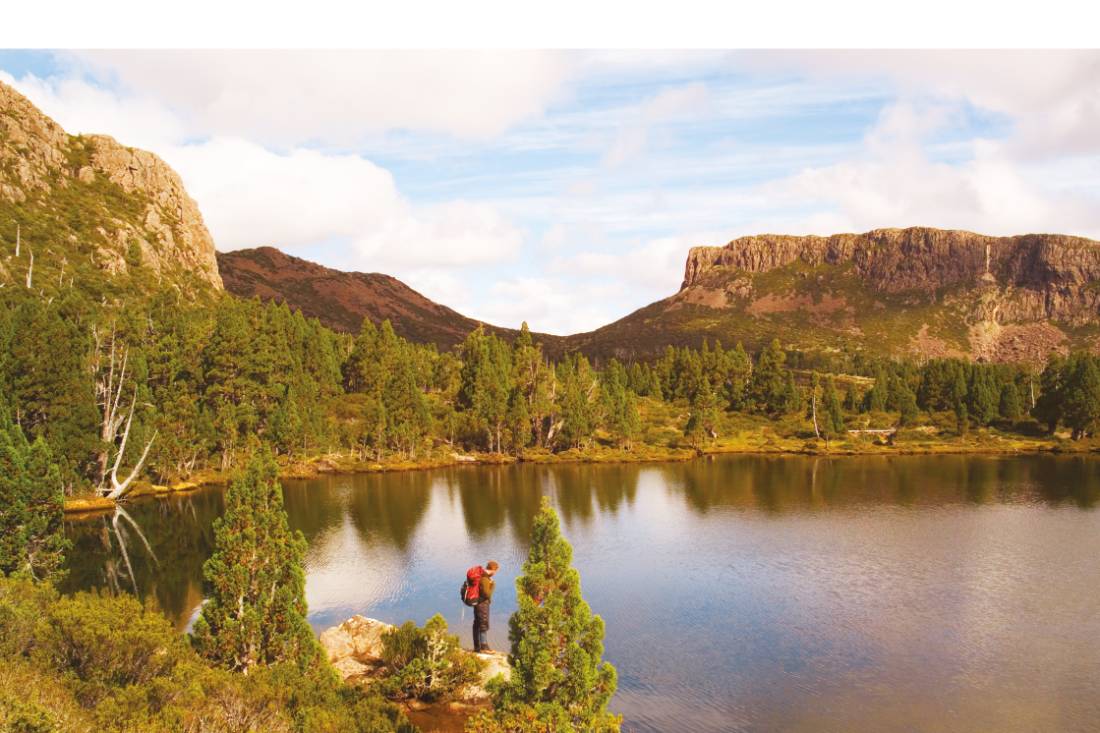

{"left": 62, "top": 433, "right": 1098, "bottom": 515}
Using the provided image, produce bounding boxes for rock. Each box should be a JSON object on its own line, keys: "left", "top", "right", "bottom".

{"left": 319, "top": 615, "right": 394, "bottom": 677}
{"left": 459, "top": 650, "right": 512, "bottom": 703}
{"left": 318, "top": 615, "right": 513, "bottom": 703}
{"left": 0, "top": 80, "right": 222, "bottom": 292}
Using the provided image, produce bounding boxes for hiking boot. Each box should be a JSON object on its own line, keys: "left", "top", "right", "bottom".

{"left": 479, "top": 646, "right": 495, "bottom": 653}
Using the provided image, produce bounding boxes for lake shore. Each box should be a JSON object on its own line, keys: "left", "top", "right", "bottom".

{"left": 62, "top": 430, "right": 1099, "bottom": 515}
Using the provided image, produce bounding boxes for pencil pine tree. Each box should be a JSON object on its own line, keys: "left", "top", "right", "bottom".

{"left": 0, "top": 399, "right": 68, "bottom": 580}
{"left": 191, "top": 448, "right": 320, "bottom": 673}
{"left": 475, "top": 498, "right": 620, "bottom": 732}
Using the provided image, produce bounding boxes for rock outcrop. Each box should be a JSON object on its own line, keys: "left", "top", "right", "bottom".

{"left": 0, "top": 80, "right": 222, "bottom": 291}
{"left": 319, "top": 615, "right": 510, "bottom": 703}
{"left": 680, "top": 227, "right": 1100, "bottom": 325}
{"left": 565, "top": 227, "right": 1100, "bottom": 364}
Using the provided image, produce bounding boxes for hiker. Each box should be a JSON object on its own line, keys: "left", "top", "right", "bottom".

{"left": 461, "top": 560, "right": 499, "bottom": 653}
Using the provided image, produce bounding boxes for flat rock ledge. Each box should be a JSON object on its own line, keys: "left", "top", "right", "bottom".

{"left": 319, "top": 615, "right": 511, "bottom": 704}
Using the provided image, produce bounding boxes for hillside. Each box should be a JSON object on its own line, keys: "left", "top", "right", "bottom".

{"left": 0, "top": 80, "right": 222, "bottom": 297}
{"left": 218, "top": 246, "right": 563, "bottom": 352}
{"left": 566, "top": 227, "right": 1100, "bottom": 363}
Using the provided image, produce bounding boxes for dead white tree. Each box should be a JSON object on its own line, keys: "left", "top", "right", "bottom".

{"left": 92, "top": 327, "right": 158, "bottom": 501}
{"left": 25, "top": 247, "right": 32, "bottom": 289}
{"left": 14, "top": 222, "right": 19, "bottom": 258}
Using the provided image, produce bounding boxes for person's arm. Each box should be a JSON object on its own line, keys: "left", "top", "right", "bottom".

{"left": 480, "top": 575, "right": 495, "bottom": 602}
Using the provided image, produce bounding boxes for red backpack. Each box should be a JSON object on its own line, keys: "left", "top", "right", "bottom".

{"left": 460, "top": 565, "right": 484, "bottom": 606}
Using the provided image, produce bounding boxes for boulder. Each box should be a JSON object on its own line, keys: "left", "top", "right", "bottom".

{"left": 319, "top": 615, "right": 394, "bottom": 680}
{"left": 318, "top": 615, "right": 513, "bottom": 702}
{"left": 459, "top": 650, "right": 512, "bottom": 703}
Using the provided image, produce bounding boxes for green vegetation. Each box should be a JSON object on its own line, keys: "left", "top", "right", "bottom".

{"left": 470, "top": 498, "right": 620, "bottom": 732}
{"left": 0, "top": 577, "right": 414, "bottom": 733}
{"left": 191, "top": 450, "right": 320, "bottom": 673}
{"left": 377, "top": 615, "right": 482, "bottom": 702}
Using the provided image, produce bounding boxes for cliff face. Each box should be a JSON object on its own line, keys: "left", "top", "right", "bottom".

{"left": 681, "top": 228, "right": 1100, "bottom": 325}
{"left": 0, "top": 80, "right": 222, "bottom": 291}
{"left": 568, "top": 227, "right": 1100, "bottom": 364}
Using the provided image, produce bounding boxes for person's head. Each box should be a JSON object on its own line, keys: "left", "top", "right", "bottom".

{"left": 486, "top": 560, "right": 499, "bottom": 576}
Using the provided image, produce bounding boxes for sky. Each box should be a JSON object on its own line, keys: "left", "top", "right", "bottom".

{"left": 1, "top": 50, "right": 1099, "bottom": 335}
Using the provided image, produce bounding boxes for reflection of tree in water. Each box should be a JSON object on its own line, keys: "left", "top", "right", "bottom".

{"left": 62, "top": 488, "right": 223, "bottom": 629}
{"left": 670, "top": 454, "right": 1100, "bottom": 514}
{"left": 451, "top": 465, "right": 544, "bottom": 542}
{"left": 283, "top": 478, "right": 349, "bottom": 545}
{"left": 347, "top": 471, "right": 432, "bottom": 551}
{"left": 551, "top": 464, "right": 640, "bottom": 526}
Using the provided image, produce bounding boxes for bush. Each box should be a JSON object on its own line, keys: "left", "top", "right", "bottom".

{"left": 378, "top": 614, "right": 482, "bottom": 702}
{"left": 0, "top": 577, "right": 413, "bottom": 733}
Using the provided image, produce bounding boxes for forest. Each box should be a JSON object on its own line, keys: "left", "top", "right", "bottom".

{"left": 2, "top": 277, "right": 1099, "bottom": 506}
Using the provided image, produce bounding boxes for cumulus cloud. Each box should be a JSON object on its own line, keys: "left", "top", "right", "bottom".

{"left": 469, "top": 276, "right": 630, "bottom": 336}
{"left": 761, "top": 101, "right": 1100, "bottom": 239}
{"left": 65, "top": 50, "right": 574, "bottom": 146}
{"left": 2, "top": 71, "right": 525, "bottom": 270}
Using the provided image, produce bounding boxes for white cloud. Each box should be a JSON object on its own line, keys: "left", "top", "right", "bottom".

{"left": 761, "top": 101, "right": 1100, "bottom": 239}
{"left": 3, "top": 71, "right": 526, "bottom": 270}
{"left": 740, "top": 50, "right": 1100, "bottom": 158}
{"left": 603, "top": 82, "right": 710, "bottom": 167}
{"left": 66, "top": 50, "right": 574, "bottom": 146}
{"left": 471, "top": 276, "right": 629, "bottom": 335}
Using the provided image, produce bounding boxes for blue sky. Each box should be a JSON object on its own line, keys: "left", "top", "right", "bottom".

{"left": 2, "top": 50, "right": 1098, "bottom": 334}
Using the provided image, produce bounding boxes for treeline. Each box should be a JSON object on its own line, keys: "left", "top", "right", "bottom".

{"left": 2, "top": 280, "right": 1099, "bottom": 499}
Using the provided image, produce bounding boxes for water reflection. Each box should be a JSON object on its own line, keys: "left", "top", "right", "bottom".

{"left": 63, "top": 454, "right": 1100, "bottom": 732}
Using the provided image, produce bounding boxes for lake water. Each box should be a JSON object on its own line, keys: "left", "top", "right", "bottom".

{"left": 64, "top": 454, "right": 1100, "bottom": 732}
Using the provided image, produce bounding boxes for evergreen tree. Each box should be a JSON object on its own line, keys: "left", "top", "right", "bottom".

{"left": 892, "top": 377, "right": 919, "bottom": 427}
{"left": 1033, "top": 354, "right": 1067, "bottom": 433}
{"left": 685, "top": 381, "right": 720, "bottom": 448}
{"left": 600, "top": 360, "right": 641, "bottom": 448}
{"left": 999, "top": 382, "right": 1023, "bottom": 422}
{"left": 821, "top": 377, "right": 846, "bottom": 440}
{"left": 749, "top": 339, "right": 791, "bottom": 415}
{"left": 1062, "top": 355, "right": 1100, "bottom": 440}
{"left": 191, "top": 449, "right": 319, "bottom": 673}
{"left": 481, "top": 498, "right": 619, "bottom": 732}
{"left": 556, "top": 355, "right": 598, "bottom": 449}
{"left": 968, "top": 366, "right": 1000, "bottom": 426}
{"left": 0, "top": 401, "right": 68, "bottom": 580}
{"left": 864, "top": 365, "right": 889, "bottom": 412}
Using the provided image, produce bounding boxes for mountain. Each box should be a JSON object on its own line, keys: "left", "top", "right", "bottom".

{"left": 567, "top": 227, "right": 1100, "bottom": 363}
{"left": 217, "top": 246, "right": 563, "bottom": 352}
{"left": 0, "top": 80, "right": 222, "bottom": 295}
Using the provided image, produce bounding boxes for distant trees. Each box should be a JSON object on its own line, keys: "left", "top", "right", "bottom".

{"left": 472, "top": 498, "right": 619, "bottom": 732}
{"left": 1033, "top": 353, "right": 1100, "bottom": 439}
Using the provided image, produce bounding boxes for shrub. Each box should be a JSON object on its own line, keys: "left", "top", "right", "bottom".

{"left": 378, "top": 614, "right": 482, "bottom": 702}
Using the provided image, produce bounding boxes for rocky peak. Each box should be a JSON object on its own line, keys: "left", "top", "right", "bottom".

{"left": 0, "top": 80, "right": 222, "bottom": 290}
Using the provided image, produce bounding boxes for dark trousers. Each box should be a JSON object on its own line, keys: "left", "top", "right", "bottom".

{"left": 473, "top": 601, "right": 490, "bottom": 651}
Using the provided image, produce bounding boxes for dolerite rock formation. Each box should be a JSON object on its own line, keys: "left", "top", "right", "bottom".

{"left": 0, "top": 80, "right": 222, "bottom": 291}
{"left": 566, "top": 227, "right": 1100, "bottom": 364}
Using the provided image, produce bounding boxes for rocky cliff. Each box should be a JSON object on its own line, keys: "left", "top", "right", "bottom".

{"left": 567, "top": 227, "right": 1100, "bottom": 364}
{"left": 0, "top": 80, "right": 222, "bottom": 291}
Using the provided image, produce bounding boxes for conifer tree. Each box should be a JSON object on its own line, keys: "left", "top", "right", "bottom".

{"left": 191, "top": 448, "right": 319, "bottom": 673}
{"left": 685, "top": 380, "right": 720, "bottom": 448}
{"left": 749, "top": 338, "right": 791, "bottom": 415}
{"left": 821, "top": 377, "right": 846, "bottom": 440}
{"left": 999, "top": 382, "right": 1023, "bottom": 422}
{"left": 0, "top": 401, "right": 68, "bottom": 580}
{"left": 480, "top": 498, "right": 619, "bottom": 732}
{"left": 1062, "top": 354, "right": 1100, "bottom": 439}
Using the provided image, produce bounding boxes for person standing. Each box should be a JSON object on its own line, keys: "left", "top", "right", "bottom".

{"left": 473, "top": 560, "right": 499, "bottom": 652}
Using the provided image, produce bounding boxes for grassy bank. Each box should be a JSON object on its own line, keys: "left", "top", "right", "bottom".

{"left": 63, "top": 411, "right": 1099, "bottom": 515}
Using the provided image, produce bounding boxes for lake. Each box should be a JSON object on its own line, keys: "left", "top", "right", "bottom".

{"left": 64, "top": 454, "right": 1100, "bottom": 732}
